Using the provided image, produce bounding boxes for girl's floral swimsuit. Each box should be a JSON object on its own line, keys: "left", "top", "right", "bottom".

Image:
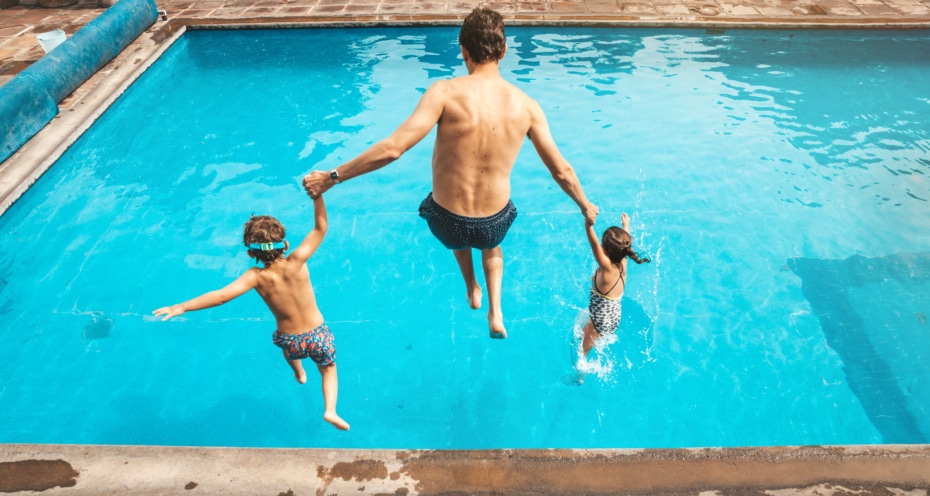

{"left": 272, "top": 324, "right": 336, "bottom": 366}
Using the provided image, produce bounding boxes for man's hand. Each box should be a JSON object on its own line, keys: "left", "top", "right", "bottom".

{"left": 303, "top": 171, "right": 333, "bottom": 199}
{"left": 582, "top": 202, "right": 599, "bottom": 225}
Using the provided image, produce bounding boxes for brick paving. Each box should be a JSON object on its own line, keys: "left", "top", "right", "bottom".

{"left": 1, "top": 0, "right": 929, "bottom": 85}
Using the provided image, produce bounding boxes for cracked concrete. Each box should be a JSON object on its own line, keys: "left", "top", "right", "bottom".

{"left": 2, "top": 444, "right": 930, "bottom": 495}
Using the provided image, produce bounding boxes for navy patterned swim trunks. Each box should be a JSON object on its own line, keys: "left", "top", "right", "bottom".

{"left": 272, "top": 324, "right": 336, "bottom": 367}
{"left": 418, "top": 193, "right": 518, "bottom": 250}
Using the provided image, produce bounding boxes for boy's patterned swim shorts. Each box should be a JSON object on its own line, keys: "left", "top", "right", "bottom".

{"left": 272, "top": 324, "right": 336, "bottom": 367}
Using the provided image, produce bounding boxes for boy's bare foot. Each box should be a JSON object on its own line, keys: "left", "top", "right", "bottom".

{"left": 467, "top": 284, "right": 482, "bottom": 310}
{"left": 489, "top": 315, "right": 507, "bottom": 339}
{"left": 324, "top": 412, "right": 350, "bottom": 431}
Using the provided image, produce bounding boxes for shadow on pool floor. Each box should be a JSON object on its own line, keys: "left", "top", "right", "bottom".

{"left": 789, "top": 251, "right": 930, "bottom": 444}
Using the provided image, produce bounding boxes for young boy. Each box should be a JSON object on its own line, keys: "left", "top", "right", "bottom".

{"left": 153, "top": 195, "right": 349, "bottom": 431}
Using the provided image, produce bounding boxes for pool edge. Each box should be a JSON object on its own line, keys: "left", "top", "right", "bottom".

{"left": 0, "top": 21, "right": 185, "bottom": 215}
{"left": 1, "top": 443, "right": 929, "bottom": 494}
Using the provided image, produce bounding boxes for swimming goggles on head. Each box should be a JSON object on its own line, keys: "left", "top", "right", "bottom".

{"left": 248, "top": 241, "right": 286, "bottom": 251}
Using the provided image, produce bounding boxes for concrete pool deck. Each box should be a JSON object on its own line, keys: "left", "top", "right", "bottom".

{"left": 2, "top": 0, "right": 930, "bottom": 494}
{"left": 2, "top": 444, "right": 930, "bottom": 494}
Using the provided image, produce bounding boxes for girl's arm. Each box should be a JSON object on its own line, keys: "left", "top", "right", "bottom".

{"left": 585, "top": 219, "right": 616, "bottom": 273}
{"left": 153, "top": 269, "right": 259, "bottom": 321}
{"left": 620, "top": 212, "right": 631, "bottom": 274}
{"left": 288, "top": 195, "right": 327, "bottom": 265}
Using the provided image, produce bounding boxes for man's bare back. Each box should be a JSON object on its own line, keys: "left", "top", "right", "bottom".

{"left": 428, "top": 68, "right": 533, "bottom": 218}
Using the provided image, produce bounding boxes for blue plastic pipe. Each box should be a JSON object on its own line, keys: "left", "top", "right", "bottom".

{"left": 0, "top": 0, "right": 158, "bottom": 163}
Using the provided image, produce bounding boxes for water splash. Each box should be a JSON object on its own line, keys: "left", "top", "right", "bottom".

{"left": 571, "top": 310, "right": 617, "bottom": 382}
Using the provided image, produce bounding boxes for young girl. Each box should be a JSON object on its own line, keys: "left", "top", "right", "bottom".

{"left": 581, "top": 213, "right": 650, "bottom": 357}
{"left": 153, "top": 195, "right": 349, "bottom": 431}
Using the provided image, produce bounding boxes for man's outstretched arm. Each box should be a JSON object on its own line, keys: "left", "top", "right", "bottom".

{"left": 526, "top": 99, "right": 599, "bottom": 224}
{"left": 303, "top": 83, "right": 447, "bottom": 198}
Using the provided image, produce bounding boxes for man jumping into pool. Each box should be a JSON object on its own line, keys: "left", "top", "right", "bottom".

{"left": 302, "top": 7, "right": 598, "bottom": 339}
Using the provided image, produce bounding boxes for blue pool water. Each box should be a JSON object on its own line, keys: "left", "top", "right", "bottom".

{"left": 1, "top": 27, "right": 929, "bottom": 449}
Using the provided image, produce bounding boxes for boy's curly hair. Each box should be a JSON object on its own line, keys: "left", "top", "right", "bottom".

{"left": 243, "top": 215, "right": 286, "bottom": 265}
{"left": 458, "top": 8, "right": 506, "bottom": 65}
{"left": 602, "top": 227, "right": 651, "bottom": 266}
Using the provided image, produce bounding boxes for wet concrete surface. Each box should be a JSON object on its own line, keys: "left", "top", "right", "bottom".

{"left": 2, "top": 444, "right": 930, "bottom": 495}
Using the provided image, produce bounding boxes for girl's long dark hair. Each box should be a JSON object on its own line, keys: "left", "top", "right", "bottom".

{"left": 602, "top": 226, "right": 651, "bottom": 265}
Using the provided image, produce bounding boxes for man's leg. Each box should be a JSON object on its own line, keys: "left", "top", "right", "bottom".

{"left": 454, "top": 248, "right": 483, "bottom": 309}
{"left": 482, "top": 246, "right": 506, "bottom": 339}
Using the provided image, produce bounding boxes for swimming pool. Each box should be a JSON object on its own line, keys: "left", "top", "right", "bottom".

{"left": 0, "top": 26, "right": 928, "bottom": 449}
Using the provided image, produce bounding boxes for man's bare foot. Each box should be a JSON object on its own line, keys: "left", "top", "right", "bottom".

{"left": 489, "top": 315, "right": 507, "bottom": 339}
{"left": 324, "top": 412, "right": 350, "bottom": 431}
{"left": 467, "top": 284, "right": 482, "bottom": 310}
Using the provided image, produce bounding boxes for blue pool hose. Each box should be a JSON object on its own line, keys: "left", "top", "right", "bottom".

{"left": 0, "top": 0, "right": 158, "bottom": 164}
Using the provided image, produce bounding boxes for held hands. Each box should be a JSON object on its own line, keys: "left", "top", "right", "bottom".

{"left": 582, "top": 202, "right": 599, "bottom": 226}
{"left": 153, "top": 304, "right": 185, "bottom": 321}
{"left": 302, "top": 170, "right": 333, "bottom": 199}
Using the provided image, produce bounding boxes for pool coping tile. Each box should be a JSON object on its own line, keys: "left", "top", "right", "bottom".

{"left": 2, "top": 444, "right": 930, "bottom": 495}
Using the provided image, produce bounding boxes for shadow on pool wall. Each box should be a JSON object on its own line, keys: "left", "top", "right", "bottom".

{"left": 788, "top": 252, "right": 930, "bottom": 443}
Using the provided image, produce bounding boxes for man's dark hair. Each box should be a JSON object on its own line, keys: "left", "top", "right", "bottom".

{"left": 458, "top": 8, "right": 506, "bottom": 65}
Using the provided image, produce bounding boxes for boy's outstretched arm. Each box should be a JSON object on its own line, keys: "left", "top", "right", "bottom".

{"left": 288, "top": 195, "right": 327, "bottom": 265}
{"left": 153, "top": 269, "right": 259, "bottom": 321}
